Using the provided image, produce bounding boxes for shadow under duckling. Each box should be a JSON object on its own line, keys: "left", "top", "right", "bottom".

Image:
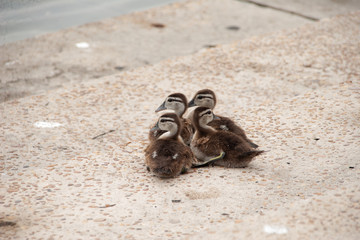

{"left": 145, "top": 113, "right": 195, "bottom": 178}
{"left": 188, "top": 89, "right": 259, "bottom": 149}
{"left": 190, "top": 107, "right": 264, "bottom": 168}
{"left": 149, "top": 93, "right": 194, "bottom": 145}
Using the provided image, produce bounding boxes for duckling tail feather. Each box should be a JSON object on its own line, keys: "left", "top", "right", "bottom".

{"left": 239, "top": 150, "right": 264, "bottom": 158}
{"left": 249, "top": 141, "right": 259, "bottom": 149}
{"left": 231, "top": 150, "right": 264, "bottom": 168}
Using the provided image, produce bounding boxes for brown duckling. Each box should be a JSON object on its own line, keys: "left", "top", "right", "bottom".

{"left": 145, "top": 113, "right": 195, "bottom": 178}
{"left": 191, "top": 107, "right": 264, "bottom": 168}
{"left": 188, "top": 89, "right": 259, "bottom": 148}
{"left": 149, "top": 93, "right": 194, "bottom": 145}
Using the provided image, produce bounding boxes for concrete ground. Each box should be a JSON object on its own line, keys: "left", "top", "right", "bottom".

{"left": 1, "top": 0, "right": 360, "bottom": 239}
{"left": 2, "top": 0, "right": 360, "bottom": 102}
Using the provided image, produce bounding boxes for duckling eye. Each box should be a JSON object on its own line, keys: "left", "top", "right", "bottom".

{"left": 206, "top": 110, "right": 212, "bottom": 115}
{"left": 160, "top": 118, "right": 174, "bottom": 123}
{"left": 168, "top": 99, "right": 173, "bottom": 102}
{"left": 197, "top": 96, "right": 203, "bottom": 100}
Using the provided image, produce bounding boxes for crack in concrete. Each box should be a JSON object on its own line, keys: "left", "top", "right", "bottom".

{"left": 238, "top": 0, "right": 319, "bottom": 21}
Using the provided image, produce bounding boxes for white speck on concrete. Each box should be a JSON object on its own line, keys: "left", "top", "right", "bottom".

{"left": 152, "top": 151, "right": 157, "bottom": 158}
{"left": 4, "top": 60, "right": 19, "bottom": 66}
{"left": 34, "top": 121, "right": 62, "bottom": 128}
{"left": 76, "top": 42, "right": 90, "bottom": 48}
{"left": 263, "top": 225, "right": 288, "bottom": 234}
{"left": 172, "top": 153, "right": 178, "bottom": 159}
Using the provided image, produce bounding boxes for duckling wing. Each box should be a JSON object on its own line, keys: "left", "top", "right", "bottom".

{"left": 209, "top": 116, "right": 246, "bottom": 135}
{"left": 219, "top": 116, "right": 259, "bottom": 148}
{"left": 183, "top": 118, "right": 195, "bottom": 133}
{"left": 183, "top": 146, "right": 196, "bottom": 169}
{"left": 218, "top": 116, "right": 243, "bottom": 132}
{"left": 180, "top": 118, "right": 194, "bottom": 145}
{"left": 215, "top": 131, "right": 247, "bottom": 151}
{"left": 208, "top": 117, "right": 225, "bottom": 130}
{"left": 191, "top": 135, "right": 227, "bottom": 163}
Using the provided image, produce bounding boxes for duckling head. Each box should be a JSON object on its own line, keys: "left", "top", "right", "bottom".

{"left": 193, "top": 107, "right": 219, "bottom": 130}
{"left": 154, "top": 113, "right": 182, "bottom": 140}
{"left": 155, "top": 93, "right": 187, "bottom": 117}
{"left": 188, "top": 89, "right": 216, "bottom": 109}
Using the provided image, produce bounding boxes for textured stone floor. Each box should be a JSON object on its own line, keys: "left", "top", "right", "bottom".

{"left": 3, "top": 0, "right": 349, "bottom": 102}
{"left": 1, "top": 10, "right": 360, "bottom": 240}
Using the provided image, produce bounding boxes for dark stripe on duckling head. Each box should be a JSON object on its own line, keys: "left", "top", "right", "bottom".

{"left": 168, "top": 93, "right": 188, "bottom": 109}
{"left": 160, "top": 117, "right": 175, "bottom": 123}
{"left": 197, "top": 94, "right": 213, "bottom": 100}
{"left": 158, "top": 113, "right": 181, "bottom": 125}
{"left": 193, "top": 107, "right": 212, "bottom": 120}
{"left": 167, "top": 97, "right": 183, "bottom": 103}
{"left": 200, "top": 109, "right": 213, "bottom": 117}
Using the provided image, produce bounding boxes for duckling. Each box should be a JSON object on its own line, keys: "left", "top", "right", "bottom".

{"left": 145, "top": 113, "right": 195, "bottom": 178}
{"left": 188, "top": 89, "right": 259, "bottom": 148}
{"left": 149, "top": 93, "right": 194, "bottom": 145}
{"left": 191, "top": 107, "right": 264, "bottom": 168}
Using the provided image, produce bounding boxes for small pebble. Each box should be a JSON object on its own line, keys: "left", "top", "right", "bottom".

{"left": 226, "top": 25, "right": 240, "bottom": 31}
{"left": 114, "top": 66, "right": 125, "bottom": 71}
{"left": 0, "top": 221, "right": 16, "bottom": 227}
{"left": 169, "top": 219, "right": 180, "bottom": 224}
{"left": 151, "top": 23, "right": 165, "bottom": 28}
{"left": 76, "top": 42, "right": 90, "bottom": 48}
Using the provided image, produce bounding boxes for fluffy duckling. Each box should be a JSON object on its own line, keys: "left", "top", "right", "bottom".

{"left": 149, "top": 93, "right": 194, "bottom": 145}
{"left": 145, "top": 113, "right": 195, "bottom": 178}
{"left": 191, "top": 107, "right": 264, "bottom": 168}
{"left": 188, "top": 89, "right": 259, "bottom": 148}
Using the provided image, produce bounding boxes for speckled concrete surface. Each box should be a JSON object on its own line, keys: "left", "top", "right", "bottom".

{"left": 5, "top": 0, "right": 360, "bottom": 102}
{"left": 1, "top": 0, "right": 314, "bottom": 102}
{"left": 251, "top": 0, "right": 360, "bottom": 19}
{"left": 1, "top": 12, "right": 360, "bottom": 239}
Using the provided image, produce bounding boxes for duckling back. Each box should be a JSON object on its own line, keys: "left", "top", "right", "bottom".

{"left": 145, "top": 139, "right": 193, "bottom": 178}
{"left": 207, "top": 131, "right": 263, "bottom": 168}
{"left": 180, "top": 118, "right": 194, "bottom": 145}
{"left": 209, "top": 116, "right": 259, "bottom": 149}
